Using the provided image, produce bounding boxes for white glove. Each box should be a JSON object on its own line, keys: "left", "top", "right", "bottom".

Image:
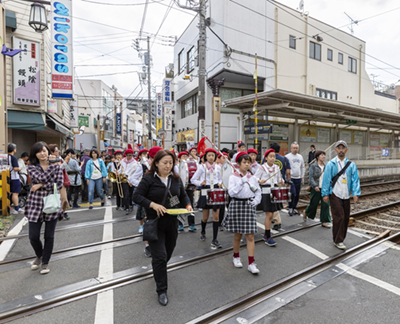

{"left": 249, "top": 199, "right": 257, "bottom": 207}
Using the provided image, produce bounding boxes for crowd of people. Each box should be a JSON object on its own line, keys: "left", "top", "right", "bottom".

{"left": 7, "top": 139, "right": 360, "bottom": 306}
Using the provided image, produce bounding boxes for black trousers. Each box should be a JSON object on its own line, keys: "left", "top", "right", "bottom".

{"left": 81, "top": 175, "right": 88, "bottom": 202}
{"left": 29, "top": 219, "right": 58, "bottom": 264}
{"left": 288, "top": 178, "right": 302, "bottom": 209}
{"left": 122, "top": 183, "right": 134, "bottom": 209}
{"left": 113, "top": 183, "right": 122, "bottom": 207}
{"left": 148, "top": 216, "right": 178, "bottom": 294}
{"left": 67, "top": 185, "right": 80, "bottom": 205}
{"left": 179, "top": 189, "right": 195, "bottom": 226}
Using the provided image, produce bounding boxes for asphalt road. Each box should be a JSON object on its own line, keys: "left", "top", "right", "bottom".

{"left": 0, "top": 198, "right": 399, "bottom": 324}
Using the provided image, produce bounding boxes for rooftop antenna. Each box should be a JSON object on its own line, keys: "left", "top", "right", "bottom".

{"left": 344, "top": 12, "right": 359, "bottom": 35}
{"left": 298, "top": 0, "right": 305, "bottom": 14}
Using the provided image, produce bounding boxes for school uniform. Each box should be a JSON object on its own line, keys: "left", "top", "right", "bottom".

{"left": 130, "top": 163, "right": 149, "bottom": 221}
{"left": 190, "top": 163, "right": 223, "bottom": 211}
{"left": 254, "top": 163, "right": 282, "bottom": 213}
{"left": 250, "top": 161, "right": 260, "bottom": 175}
{"left": 222, "top": 172, "right": 261, "bottom": 234}
{"left": 111, "top": 161, "right": 124, "bottom": 208}
{"left": 120, "top": 158, "right": 140, "bottom": 210}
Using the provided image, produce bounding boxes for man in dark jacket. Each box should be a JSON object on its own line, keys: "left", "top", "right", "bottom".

{"left": 80, "top": 149, "right": 91, "bottom": 202}
{"left": 308, "top": 145, "right": 316, "bottom": 164}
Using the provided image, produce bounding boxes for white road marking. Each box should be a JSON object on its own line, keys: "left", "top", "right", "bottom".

{"left": 337, "top": 263, "right": 400, "bottom": 296}
{"left": 281, "top": 236, "right": 329, "bottom": 260}
{"left": 347, "top": 228, "right": 372, "bottom": 239}
{"left": 94, "top": 206, "right": 114, "bottom": 324}
{"left": 0, "top": 217, "right": 28, "bottom": 261}
{"left": 283, "top": 235, "right": 400, "bottom": 297}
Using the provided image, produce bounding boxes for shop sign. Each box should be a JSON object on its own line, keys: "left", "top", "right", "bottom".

{"left": 51, "top": 0, "right": 74, "bottom": 99}
{"left": 12, "top": 37, "right": 40, "bottom": 106}
{"left": 156, "top": 93, "right": 162, "bottom": 118}
{"left": 244, "top": 123, "right": 272, "bottom": 134}
{"left": 116, "top": 113, "right": 122, "bottom": 135}
{"left": 78, "top": 116, "right": 89, "bottom": 127}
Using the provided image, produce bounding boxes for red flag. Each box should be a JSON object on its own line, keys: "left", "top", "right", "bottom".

{"left": 197, "top": 137, "right": 207, "bottom": 155}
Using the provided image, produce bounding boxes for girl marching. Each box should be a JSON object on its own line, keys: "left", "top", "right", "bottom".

{"left": 222, "top": 152, "right": 262, "bottom": 274}
{"left": 190, "top": 148, "right": 223, "bottom": 249}
{"left": 254, "top": 149, "right": 284, "bottom": 247}
{"left": 111, "top": 150, "right": 124, "bottom": 210}
{"left": 247, "top": 148, "right": 260, "bottom": 175}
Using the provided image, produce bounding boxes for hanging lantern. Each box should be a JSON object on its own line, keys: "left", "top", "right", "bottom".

{"left": 29, "top": 2, "right": 48, "bottom": 33}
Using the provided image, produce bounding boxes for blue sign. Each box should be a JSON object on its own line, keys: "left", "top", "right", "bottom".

{"left": 382, "top": 148, "right": 389, "bottom": 157}
{"left": 116, "top": 113, "right": 121, "bottom": 135}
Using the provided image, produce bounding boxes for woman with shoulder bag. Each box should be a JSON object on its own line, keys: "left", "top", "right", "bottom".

{"left": 25, "top": 142, "right": 64, "bottom": 275}
{"left": 85, "top": 149, "right": 108, "bottom": 209}
{"left": 133, "top": 150, "right": 192, "bottom": 306}
{"left": 304, "top": 150, "right": 331, "bottom": 227}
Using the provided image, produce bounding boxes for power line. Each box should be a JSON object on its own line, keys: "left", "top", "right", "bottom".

{"left": 151, "top": 0, "right": 175, "bottom": 49}
{"left": 76, "top": 71, "right": 138, "bottom": 77}
{"left": 228, "top": 0, "right": 400, "bottom": 81}
{"left": 81, "top": 0, "right": 165, "bottom": 5}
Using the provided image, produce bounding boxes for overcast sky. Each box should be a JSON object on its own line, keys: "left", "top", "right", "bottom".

{"left": 73, "top": 0, "right": 400, "bottom": 98}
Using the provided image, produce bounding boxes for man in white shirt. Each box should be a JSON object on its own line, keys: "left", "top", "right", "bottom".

{"left": 321, "top": 141, "right": 361, "bottom": 250}
{"left": 285, "top": 142, "right": 304, "bottom": 216}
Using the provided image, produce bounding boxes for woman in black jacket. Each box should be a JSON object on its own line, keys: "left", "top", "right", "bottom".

{"left": 133, "top": 150, "right": 192, "bottom": 306}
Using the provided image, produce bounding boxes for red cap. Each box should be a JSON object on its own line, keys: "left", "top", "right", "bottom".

{"left": 114, "top": 150, "right": 123, "bottom": 156}
{"left": 189, "top": 147, "right": 197, "bottom": 152}
{"left": 235, "top": 151, "right": 248, "bottom": 163}
{"left": 204, "top": 148, "right": 217, "bottom": 155}
{"left": 222, "top": 152, "right": 229, "bottom": 156}
{"left": 149, "top": 146, "right": 163, "bottom": 158}
{"left": 178, "top": 151, "right": 189, "bottom": 159}
{"left": 217, "top": 153, "right": 222, "bottom": 158}
{"left": 138, "top": 149, "right": 149, "bottom": 157}
{"left": 171, "top": 150, "right": 176, "bottom": 155}
{"left": 264, "top": 149, "right": 275, "bottom": 158}
{"left": 247, "top": 148, "right": 258, "bottom": 155}
{"left": 128, "top": 144, "right": 133, "bottom": 150}
{"left": 124, "top": 149, "right": 134, "bottom": 157}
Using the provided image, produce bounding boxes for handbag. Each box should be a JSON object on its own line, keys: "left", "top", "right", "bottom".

{"left": 63, "top": 168, "right": 71, "bottom": 187}
{"left": 142, "top": 177, "right": 171, "bottom": 242}
{"left": 43, "top": 183, "right": 61, "bottom": 214}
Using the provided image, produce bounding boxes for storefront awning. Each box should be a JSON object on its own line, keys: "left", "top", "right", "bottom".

{"left": 47, "top": 114, "right": 74, "bottom": 138}
{"left": 8, "top": 110, "right": 46, "bottom": 130}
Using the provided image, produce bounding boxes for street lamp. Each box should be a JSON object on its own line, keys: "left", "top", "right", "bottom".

{"left": 28, "top": 2, "right": 48, "bottom": 32}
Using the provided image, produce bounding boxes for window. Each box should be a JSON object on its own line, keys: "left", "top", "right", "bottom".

{"left": 348, "top": 57, "right": 357, "bottom": 73}
{"left": 178, "top": 49, "right": 184, "bottom": 75}
{"left": 289, "top": 35, "right": 296, "bottom": 49}
{"left": 338, "top": 53, "right": 343, "bottom": 64}
{"left": 316, "top": 88, "right": 337, "bottom": 100}
{"left": 181, "top": 94, "right": 198, "bottom": 118}
{"left": 309, "top": 41, "right": 321, "bottom": 61}
{"left": 327, "top": 49, "right": 333, "bottom": 61}
{"left": 187, "top": 46, "right": 195, "bottom": 73}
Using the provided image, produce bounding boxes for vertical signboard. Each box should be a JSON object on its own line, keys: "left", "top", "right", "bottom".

{"left": 156, "top": 93, "right": 162, "bottom": 119}
{"left": 12, "top": 37, "right": 40, "bottom": 106}
{"left": 51, "top": 0, "right": 74, "bottom": 99}
{"left": 163, "top": 78, "right": 172, "bottom": 131}
{"left": 70, "top": 100, "right": 79, "bottom": 128}
{"left": 116, "top": 113, "right": 122, "bottom": 135}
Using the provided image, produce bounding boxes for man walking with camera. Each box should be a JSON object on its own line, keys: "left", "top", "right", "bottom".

{"left": 321, "top": 140, "right": 361, "bottom": 250}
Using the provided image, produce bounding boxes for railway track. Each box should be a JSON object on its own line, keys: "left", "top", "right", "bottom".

{"left": 188, "top": 230, "right": 400, "bottom": 324}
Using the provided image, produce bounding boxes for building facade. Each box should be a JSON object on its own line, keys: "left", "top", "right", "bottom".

{"left": 3, "top": 1, "right": 73, "bottom": 155}
{"left": 173, "top": 0, "right": 398, "bottom": 156}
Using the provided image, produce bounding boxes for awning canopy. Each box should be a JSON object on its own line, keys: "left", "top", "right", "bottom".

{"left": 8, "top": 110, "right": 46, "bottom": 130}
{"left": 46, "top": 114, "right": 74, "bottom": 138}
{"left": 223, "top": 89, "right": 400, "bottom": 131}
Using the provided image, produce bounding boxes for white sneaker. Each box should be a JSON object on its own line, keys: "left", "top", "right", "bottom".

{"left": 11, "top": 209, "right": 18, "bottom": 215}
{"left": 233, "top": 257, "right": 243, "bottom": 268}
{"left": 248, "top": 263, "right": 260, "bottom": 274}
{"left": 18, "top": 208, "right": 25, "bottom": 214}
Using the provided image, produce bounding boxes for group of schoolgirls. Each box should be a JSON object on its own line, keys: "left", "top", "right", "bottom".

{"left": 184, "top": 147, "right": 284, "bottom": 274}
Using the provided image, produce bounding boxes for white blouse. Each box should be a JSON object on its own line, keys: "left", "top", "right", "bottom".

{"left": 121, "top": 159, "right": 140, "bottom": 180}
{"left": 228, "top": 173, "right": 261, "bottom": 206}
{"left": 254, "top": 163, "right": 281, "bottom": 185}
{"left": 250, "top": 162, "right": 260, "bottom": 175}
{"left": 190, "top": 164, "right": 222, "bottom": 187}
{"left": 129, "top": 164, "right": 144, "bottom": 187}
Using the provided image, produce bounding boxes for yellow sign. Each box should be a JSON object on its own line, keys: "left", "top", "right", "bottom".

{"left": 177, "top": 129, "right": 195, "bottom": 142}
{"left": 300, "top": 126, "right": 316, "bottom": 142}
{"left": 156, "top": 119, "right": 163, "bottom": 135}
{"left": 100, "top": 131, "right": 105, "bottom": 141}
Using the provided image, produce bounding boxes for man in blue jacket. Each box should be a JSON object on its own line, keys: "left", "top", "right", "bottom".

{"left": 321, "top": 140, "right": 361, "bottom": 250}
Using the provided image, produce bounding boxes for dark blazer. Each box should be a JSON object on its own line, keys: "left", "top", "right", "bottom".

{"left": 133, "top": 173, "right": 191, "bottom": 219}
{"left": 308, "top": 151, "right": 315, "bottom": 164}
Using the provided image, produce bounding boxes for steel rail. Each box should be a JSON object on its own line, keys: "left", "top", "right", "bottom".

{"left": 188, "top": 230, "right": 400, "bottom": 324}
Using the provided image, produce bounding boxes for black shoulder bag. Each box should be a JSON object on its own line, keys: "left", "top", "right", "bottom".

{"left": 330, "top": 161, "right": 352, "bottom": 188}
{"left": 142, "top": 177, "right": 171, "bottom": 242}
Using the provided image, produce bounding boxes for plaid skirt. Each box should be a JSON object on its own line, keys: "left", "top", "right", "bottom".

{"left": 223, "top": 199, "right": 257, "bottom": 234}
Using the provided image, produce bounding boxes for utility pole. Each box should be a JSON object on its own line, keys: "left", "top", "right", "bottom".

{"left": 147, "top": 36, "right": 152, "bottom": 147}
{"left": 0, "top": 4, "right": 7, "bottom": 153}
{"left": 97, "top": 114, "right": 101, "bottom": 151}
{"left": 176, "top": 0, "right": 207, "bottom": 142}
{"left": 198, "top": 0, "right": 207, "bottom": 141}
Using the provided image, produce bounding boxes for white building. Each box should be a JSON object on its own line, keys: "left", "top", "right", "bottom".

{"left": 173, "top": 0, "right": 399, "bottom": 158}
